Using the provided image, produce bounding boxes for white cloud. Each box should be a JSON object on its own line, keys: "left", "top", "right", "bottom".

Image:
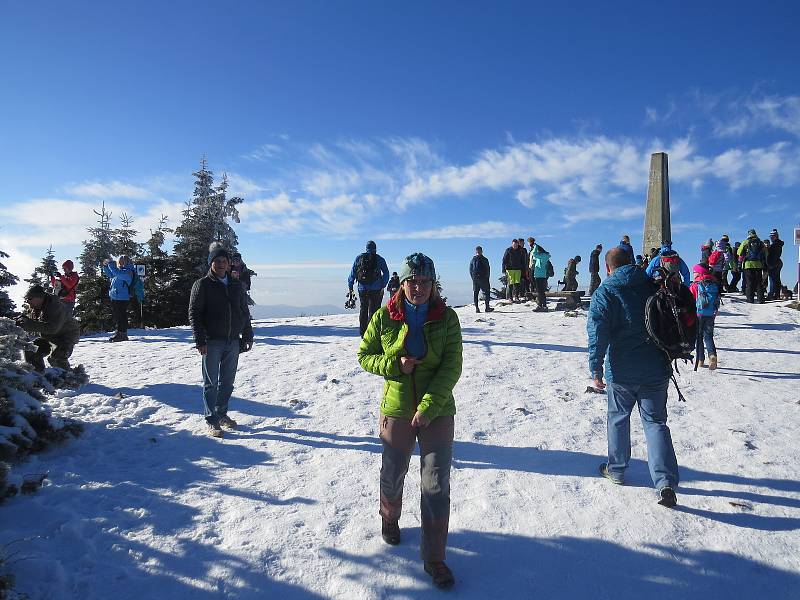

{"left": 515, "top": 188, "right": 535, "bottom": 207}
{"left": 242, "top": 143, "right": 282, "bottom": 161}
{"left": 378, "top": 221, "right": 518, "bottom": 240}
{"left": 65, "top": 180, "right": 153, "bottom": 199}
{"left": 249, "top": 262, "right": 352, "bottom": 270}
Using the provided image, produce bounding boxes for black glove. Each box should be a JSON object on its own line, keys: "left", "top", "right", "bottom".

{"left": 240, "top": 339, "right": 253, "bottom": 353}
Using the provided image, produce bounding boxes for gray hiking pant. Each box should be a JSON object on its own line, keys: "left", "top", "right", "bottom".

{"left": 379, "top": 415, "right": 454, "bottom": 562}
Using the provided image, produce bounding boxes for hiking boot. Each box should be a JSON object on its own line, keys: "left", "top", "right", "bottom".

{"left": 658, "top": 487, "right": 677, "bottom": 508}
{"left": 485, "top": 307, "right": 494, "bottom": 313}
{"left": 697, "top": 359, "right": 705, "bottom": 368}
{"left": 109, "top": 333, "right": 129, "bottom": 342}
{"left": 424, "top": 561, "right": 455, "bottom": 589}
{"left": 599, "top": 463, "right": 624, "bottom": 485}
{"left": 381, "top": 518, "right": 400, "bottom": 545}
{"left": 708, "top": 355, "right": 717, "bottom": 371}
{"left": 218, "top": 414, "right": 237, "bottom": 429}
{"left": 475, "top": 306, "right": 481, "bottom": 313}
{"left": 207, "top": 422, "right": 224, "bottom": 438}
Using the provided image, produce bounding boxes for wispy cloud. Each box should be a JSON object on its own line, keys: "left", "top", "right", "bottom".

{"left": 379, "top": 221, "right": 518, "bottom": 240}
{"left": 242, "top": 143, "right": 283, "bottom": 162}
{"left": 65, "top": 180, "right": 153, "bottom": 199}
{"left": 713, "top": 94, "right": 800, "bottom": 139}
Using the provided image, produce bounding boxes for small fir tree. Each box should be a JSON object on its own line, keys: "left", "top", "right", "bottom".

{"left": 74, "top": 203, "right": 116, "bottom": 332}
{"left": 0, "top": 250, "right": 18, "bottom": 317}
{"left": 141, "top": 215, "right": 173, "bottom": 328}
{"left": 25, "top": 245, "right": 59, "bottom": 290}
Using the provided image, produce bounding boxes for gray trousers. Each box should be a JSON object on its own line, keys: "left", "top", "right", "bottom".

{"left": 379, "top": 415, "right": 454, "bottom": 561}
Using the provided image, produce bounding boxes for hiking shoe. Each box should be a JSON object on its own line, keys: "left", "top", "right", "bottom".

{"left": 708, "top": 355, "right": 717, "bottom": 371}
{"left": 218, "top": 415, "right": 237, "bottom": 429}
{"left": 207, "top": 422, "right": 224, "bottom": 438}
{"left": 381, "top": 518, "right": 400, "bottom": 545}
{"left": 485, "top": 307, "right": 494, "bottom": 312}
{"left": 599, "top": 463, "right": 624, "bottom": 485}
{"left": 109, "top": 333, "right": 129, "bottom": 342}
{"left": 475, "top": 307, "right": 481, "bottom": 313}
{"left": 658, "top": 487, "right": 677, "bottom": 508}
{"left": 424, "top": 561, "right": 455, "bottom": 589}
{"left": 697, "top": 360, "right": 705, "bottom": 368}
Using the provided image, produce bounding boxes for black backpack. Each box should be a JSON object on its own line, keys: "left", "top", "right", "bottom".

{"left": 644, "top": 270, "right": 698, "bottom": 400}
{"left": 546, "top": 260, "right": 555, "bottom": 278}
{"left": 355, "top": 252, "right": 379, "bottom": 284}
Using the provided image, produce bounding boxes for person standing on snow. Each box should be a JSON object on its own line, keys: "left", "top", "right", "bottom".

{"left": 387, "top": 272, "right": 401, "bottom": 297}
{"left": 102, "top": 255, "right": 136, "bottom": 342}
{"left": 348, "top": 240, "right": 391, "bottom": 337}
{"left": 690, "top": 264, "right": 721, "bottom": 370}
{"left": 737, "top": 229, "right": 767, "bottom": 304}
{"left": 15, "top": 284, "right": 81, "bottom": 371}
{"left": 469, "top": 246, "right": 493, "bottom": 313}
{"left": 563, "top": 255, "right": 581, "bottom": 291}
{"left": 645, "top": 241, "right": 691, "bottom": 286}
{"left": 617, "top": 235, "right": 635, "bottom": 265}
{"left": 588, "top": 244, "right": 603, "bottom": 296}
{"left": 188, "top": 243, "right": 254, "bottom": 438}
{"left": 501, "top": 239, "right": 526, "bottom": 302}
{"left": 587, "top": 247, "right": 680, "bottom": 508}
{"left": 50, "top": 259, "right": 80, "bottom": 317}
{"left": 358, "top": 253, "right": 462, "bottom": 589}
{"left": 529, "top": 243, "right": 551, "bottom": 312}
{"left": 766, "top": 229, "right": 784, "bottom": 300}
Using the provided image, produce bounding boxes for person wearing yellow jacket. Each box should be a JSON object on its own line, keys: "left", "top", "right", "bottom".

{"left": 738, "top": 229, "right": 767, "bottom": 304}
{"left": 357, "top": 252, "right": 462, "bottom": 589}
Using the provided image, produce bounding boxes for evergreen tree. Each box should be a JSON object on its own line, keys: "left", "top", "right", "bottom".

{"left": 0, "top": 250, "right": 18, "bottom": 317}
{"left": 141, "top": 215, "right": 173, "bottom": 328}
{"left": 112, "top": 213, "right": 144, "bottom": 328}
{"left": 25, "top": 245, "right": 59, "bottom": 289}
{"left": 74, "top": 203, "right": 116, "bottom": 332}
{"left": 164, "top": 157, "right": 244, "bottom": 326}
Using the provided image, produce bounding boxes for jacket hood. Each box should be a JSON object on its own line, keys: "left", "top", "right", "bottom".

{"left": 605, "top": 264, "right": 652, "bottom": 288}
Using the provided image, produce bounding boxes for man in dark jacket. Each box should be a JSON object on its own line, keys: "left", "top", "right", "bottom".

{"left": 563, "top": 256, "right": 581, "bottom": 291}
{"left": 588, "top": 244, "right": 602, "bottom": 296}
{"left": 587, "top": 248, "right": 679, "bottom": 508}
{"left": 469, "top": 246, "right": 493, "bottom": 313}
{"left": 16, "top": 285, "right": 81, "bottom": 371}
{"left": 189, "top": 244, "right": 254, "bottom": 438}
{"left": 501, "top": 239, "right": 526, "bottom": 302}
{"left": 348, "top": 240, "right": 391, "bottom": 337}
{"left": 766, "top": 229, "right": 784, "bottom": 300}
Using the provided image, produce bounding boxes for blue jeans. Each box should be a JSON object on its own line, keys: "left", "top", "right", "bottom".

{"left": 695, "top": 316, "right": 716, "bottom": 362}
{"left": 606, "top": 382, "right": 679, "bottom": 490}
{"left": 202, "top": 339, "right": 240, "bottom": 424}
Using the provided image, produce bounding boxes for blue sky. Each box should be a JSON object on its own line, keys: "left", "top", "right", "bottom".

{"left": 1, "top": 1, "right": 799, "bottom": 310}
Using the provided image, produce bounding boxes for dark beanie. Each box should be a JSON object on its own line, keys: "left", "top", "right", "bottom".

{"left": 25, "top": 284, "right": 46, "bottom": 299}
{"left": 208, "top": 242, "right": 231, "bottom": 265}
{"left": 366, "top": 240, "right": 377, "bottom": 252}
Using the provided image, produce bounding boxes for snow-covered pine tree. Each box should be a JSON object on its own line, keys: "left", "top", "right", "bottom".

{"left": 0, "top": 250, "right": 18, "bottom": 317}
{"left": 24, "top": 245, "right": 59, "bottom": 290}
{"left": 141, "top": 215, "right": 173, "bottom": 328}
{"left": 163, "top": 158, "right": 243, "bottom": 326}
{"left": 74, "top": 203, "right": 116, "bottom": 332}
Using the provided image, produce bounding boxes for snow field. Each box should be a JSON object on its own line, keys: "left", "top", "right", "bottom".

{"left": 1, "top": 297, "right": 799, "bottom": 599}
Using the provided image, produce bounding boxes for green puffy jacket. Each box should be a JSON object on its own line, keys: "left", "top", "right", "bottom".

{"left": 357, "top": 297, "right": 463, "bottom": 420}
{"left": 738, "top": 236, "right": 767, "bottom": 270}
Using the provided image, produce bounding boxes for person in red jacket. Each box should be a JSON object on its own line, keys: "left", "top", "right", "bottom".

{"left": 50, "top": 260, "right": 80, "bottom": 317}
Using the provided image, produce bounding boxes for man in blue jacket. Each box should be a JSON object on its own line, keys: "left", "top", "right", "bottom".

{"left": 587, "top": 247, "right": 679, "bottom": 508}
{"left": 348, "top": 240, "right": 390, "bottom": 337}
{"left": 102, "top": 255, "right": 135, "bottom": 342}
{"left": 645, "top": 241, "right": 691, "bottom": 286}
{"left": 617, "top": 235, "right": 635, "bottom": 265}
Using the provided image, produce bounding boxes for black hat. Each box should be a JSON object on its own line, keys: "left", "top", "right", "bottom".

{"left": 208, "top": 242, "right": 231, "bottom": 265}
{"left": 366, "top": 240, "right": 377, "bottom": 252}
{"left": 25, "top": 284, "right": 46, "bottom": 299}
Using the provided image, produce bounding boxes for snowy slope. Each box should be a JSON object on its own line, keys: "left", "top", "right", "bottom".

{"left": 2, "top": 297, "right": 799, "bottom": 599}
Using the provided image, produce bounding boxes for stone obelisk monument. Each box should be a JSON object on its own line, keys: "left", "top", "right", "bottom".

{"left": 643, "top": 152, "right": 671, "bottom": 255}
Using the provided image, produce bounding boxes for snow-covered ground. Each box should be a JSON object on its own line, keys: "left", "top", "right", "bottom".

{"left": 2, "top": 296, "right": 799, "bottom": 599}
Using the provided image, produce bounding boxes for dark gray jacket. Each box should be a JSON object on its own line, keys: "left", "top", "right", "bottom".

{"left": 189, "top": 271, "right": 253, "bottom": 347}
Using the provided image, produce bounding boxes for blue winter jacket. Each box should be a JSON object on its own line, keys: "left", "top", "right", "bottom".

{"left": 645, "top": 243, "right": 691, "bottom": 286}
{"left": 617, "top": 241, "right": 635, "bottom": 265}
{"left": 103, "top": 262, "right": 135, "bottom": 301}
{"left": 586, "top": 265, "right": 670, "bottom": 388}
{"left": 348, "top": 250, "right": 390, "bottom": 292}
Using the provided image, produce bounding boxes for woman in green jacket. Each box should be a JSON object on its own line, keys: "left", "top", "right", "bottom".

{"left": 357, "top": 252, "right": 463, "bottom": 589}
